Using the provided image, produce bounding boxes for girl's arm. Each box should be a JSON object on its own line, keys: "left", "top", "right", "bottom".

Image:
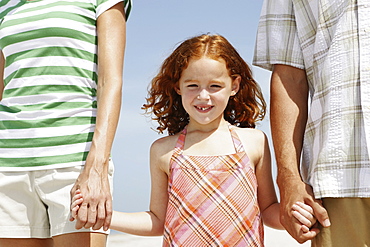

{"left": 72, "top": 139, "right": 170, "bottom": 236}
{"left": 71, "top": 2, "right": 126, "bottom": 231}
{"left": 253, "top": 131, "right": 316, "bottom": 231}
{"left": 110, "top": 140, "right": 169, "bottom": 236}
{"left": 254, "top": 131, "right": 284, "bottom": 229}
{"left": 0, "top": 51, "right": 4, "bottom": 100}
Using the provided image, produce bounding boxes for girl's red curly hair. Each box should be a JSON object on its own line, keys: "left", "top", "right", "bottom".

{"left": 142, "top": 34, "right": 266, "bottom": 135}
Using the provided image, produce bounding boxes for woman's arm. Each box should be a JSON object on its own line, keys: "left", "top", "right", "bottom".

{"left": 71, "top": 2, "right": 126, "bottom": 232}
{"left": 0, "top": 51, "right": 4, "bottom": 100}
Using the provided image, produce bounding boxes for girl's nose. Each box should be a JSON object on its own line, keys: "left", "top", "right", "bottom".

{"left": 197, "top": 89, "right": 210, "bottom": 100}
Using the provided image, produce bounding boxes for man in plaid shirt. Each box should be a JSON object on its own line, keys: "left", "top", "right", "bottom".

{"left": 254, "top": 0, "right": 370, "bottom": 246}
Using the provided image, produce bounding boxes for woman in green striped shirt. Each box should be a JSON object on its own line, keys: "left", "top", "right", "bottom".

{"left": 0, "top": 0, "right": 131, "bottom": 246}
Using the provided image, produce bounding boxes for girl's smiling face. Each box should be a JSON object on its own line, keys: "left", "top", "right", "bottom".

{"left": 176, "top": 56, "right": 240, "bottom": 128}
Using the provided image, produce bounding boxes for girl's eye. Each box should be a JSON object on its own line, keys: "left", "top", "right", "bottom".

{"left": 211, "top": 84, "right": 222, "bottom": 88}
{"left": 187, "top": 84, "right": 198, "bottom": 88}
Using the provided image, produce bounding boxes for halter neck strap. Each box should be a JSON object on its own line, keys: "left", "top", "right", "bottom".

{"left": 174, "top": 124, "right": 245, "bottom": 154}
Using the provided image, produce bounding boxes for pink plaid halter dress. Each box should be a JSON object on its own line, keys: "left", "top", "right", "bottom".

{"left": 163, "top": 125, "right": 264, "bottom": 247}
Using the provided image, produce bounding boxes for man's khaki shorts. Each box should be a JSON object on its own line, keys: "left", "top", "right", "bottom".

{"left": 312, "top": 197, "right": 370, "bottom": 247}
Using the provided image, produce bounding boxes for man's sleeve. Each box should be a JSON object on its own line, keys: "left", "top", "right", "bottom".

{"left": 252, "top": 0, "right": 304, "bottom": 71}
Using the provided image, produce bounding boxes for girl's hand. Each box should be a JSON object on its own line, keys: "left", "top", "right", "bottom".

{"left": 70, "top": 189, "right": 84, "bottom": 222}
{"left": 292, "top": 201, "right": 317, "bottom": 233}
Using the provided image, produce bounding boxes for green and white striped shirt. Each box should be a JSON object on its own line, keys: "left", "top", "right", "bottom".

{"left": 253, "top": 0, "right": 370, "bottom": 198}
{"left": 0, "top": 0, "right": 132, "bottom": 170}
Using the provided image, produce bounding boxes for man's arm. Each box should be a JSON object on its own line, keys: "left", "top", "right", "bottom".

{"left": 271, "top": 64, "right": 330, "bottom": 243}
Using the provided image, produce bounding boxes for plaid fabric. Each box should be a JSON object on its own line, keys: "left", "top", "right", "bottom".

{"left": 253, "top": 0, "right": 370, "bottom": 198}
{"left": 163, "top": 125, "right": 263, "bottom": 247}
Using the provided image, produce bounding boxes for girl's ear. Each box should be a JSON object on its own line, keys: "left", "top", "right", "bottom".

{"left": 231, "top": 75, "right": 241, "bottom": 96}
{"left": 175, "top": 84, "right": 181, "bottom": 95}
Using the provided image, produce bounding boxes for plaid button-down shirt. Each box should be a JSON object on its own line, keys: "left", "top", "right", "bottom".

{"left": 253, "top": 0, "right": 370, "bottom": 198}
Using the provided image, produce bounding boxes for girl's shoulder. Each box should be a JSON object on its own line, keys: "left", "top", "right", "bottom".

{"left": 150, "top": 133, "right": 180, "bottom": 154}
{"left": 232, "top": 126, "right": 267, "bottom": 144}
{"left": 232, "top": 126, "right": 269, "bottom": 166}
{"left": 149, "top": 133, "right": 181, "bottom": 174}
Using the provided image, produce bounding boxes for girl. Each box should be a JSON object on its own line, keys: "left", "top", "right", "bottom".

{"left": 72, "top": 34, "right": 315, "bottom": 246}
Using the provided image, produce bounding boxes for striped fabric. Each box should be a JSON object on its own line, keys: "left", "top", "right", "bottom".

{"left": 163, "top": 125, "right": 263, "bottom": 247}
{"left": 253, "top": 0, "right": 370, "bottom": 198}
{"left": 0, "top": 0, "right": 131, "bottom": 171}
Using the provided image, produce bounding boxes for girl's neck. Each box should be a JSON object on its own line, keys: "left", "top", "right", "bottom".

{"left": 186, "top": 118, "right": 229, "bottom": 134}
{"left": 182, "top": 121, "right": 236, "bottom": 156}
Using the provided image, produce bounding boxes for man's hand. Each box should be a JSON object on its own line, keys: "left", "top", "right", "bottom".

{"left": 279, "top": 178, "right": 330, "bottom": 243}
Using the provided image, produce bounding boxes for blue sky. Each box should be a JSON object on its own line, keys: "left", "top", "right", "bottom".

{"left": 111, "top": 0, "right": 273, "bottom": 213}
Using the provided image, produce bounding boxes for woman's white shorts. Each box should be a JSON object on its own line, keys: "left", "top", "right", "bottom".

{"left": 0, "top": 162, "right": 114, "bottom": 238}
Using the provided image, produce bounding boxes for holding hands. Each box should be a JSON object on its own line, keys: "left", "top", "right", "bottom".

{"left": 70, "top": 189, "right": 85, "bottom": 223}
{"left": 278, "top": 180, "right": 331, "bottom": 243}
{"left": 70, "top": 190, "right": 317, "bottom": 232}
{"left": 69, "top": 166, "right": 113, "bottom": 231}
{"left": 291, "top": 201, "right": 317, "bottom": 233}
